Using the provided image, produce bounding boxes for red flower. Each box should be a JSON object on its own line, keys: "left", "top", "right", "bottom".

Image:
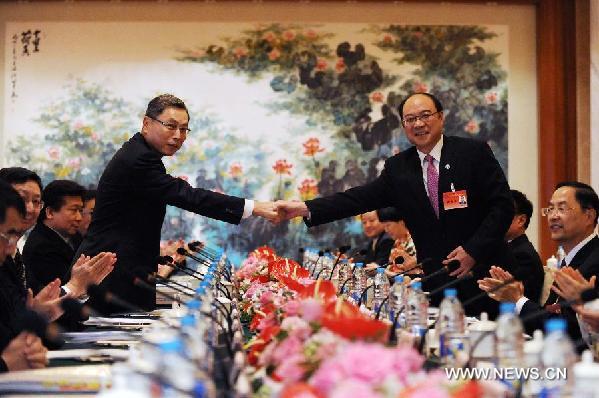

{"left": 315, "top": 58, "right": 328, "bottom": 71}
{"left": 382, "top": 34, "right": 393, "bottom": 43}
{"left": 412, "top": 81, "right": 428, "bottom": 93}
{"left": 335, "top": 58, "right": 346, "bottom": 73}
{"left": 268, "top": 48, "right": 281, "bottom": 61}
{"left": 280, "top": 383, "right": 323, "bottom": 398}
{"left": 321, "top": 316, "right": 389, "bottom": 342}
{"left": 302, "top": 137, "right": 325, "bottom": 156}
{"left": 228, "top": 162, "right": 243, "bottom": 178}
{"left": 464, "top": 119, "right": 480, "bottom": 135}
{"left": 262, "top": 31, "right": 276, "bottom": 42}
{"left": 485, "top": 91, "right": 498, "bottom": 105}
{"left": 282, "top": 30, "right": 296, "bottom": 41}
{"left": 233, "top": 47, "right": 248, "bottom": 58}
{"left": 298, "top": 178, "right": 318, "bottom": 201}
{"left": 298, "top": 280, "right": 337, "bottom": 303}
{"left": 273, "top": 159, "right": 293, "bottom": 175}
{"left": 304, "top": 29, "right": 318, "bottom": 39}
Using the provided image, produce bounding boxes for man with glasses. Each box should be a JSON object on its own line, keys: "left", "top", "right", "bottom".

{"left": 75, "top": 94, "right": 280, "bottom": 313}
{"left": 276, "top": 92, "right": 514, "bottom": 315}
{"left": 478, "top": 182, "right": 599, "bottom": 349}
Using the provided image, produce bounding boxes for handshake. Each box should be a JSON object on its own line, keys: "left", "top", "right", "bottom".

{"left": 252, "top": 200, "right": 310, "bottom": 224}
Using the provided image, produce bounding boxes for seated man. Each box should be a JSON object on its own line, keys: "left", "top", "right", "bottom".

{"left": 22, "top": 180, "right": 103, "bottom": 294}
{"left": 71, "top": 189, "right": 96, "bottom": 250}
{"left": 479, "top": 181, "right": 599, "bottom": 350}
{"left": 359, "top": 210, "right": 394, "bottom": 271}
{"left": 376, "top": 207, "right": 419, "bottom": 278}
{"left": 506, "top": 190, "right": 544, "bottom": 304}
{"left": 0, "top": 168, "right": 115, "bottom": 318}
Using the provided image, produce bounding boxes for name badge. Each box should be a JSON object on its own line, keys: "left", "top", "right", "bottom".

{"left": 443, "top": 190, "right": 468, "bottom": 210}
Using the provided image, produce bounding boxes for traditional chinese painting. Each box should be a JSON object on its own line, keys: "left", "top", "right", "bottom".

{"left": 3, "top": 22, "right": 508, "bottom": 262}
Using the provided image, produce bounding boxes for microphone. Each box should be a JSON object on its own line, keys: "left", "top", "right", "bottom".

{"left": 132, "top": 275, "right": 186, "bottom": 305}
{"left": 187, "top": 242, "right": 216, "bottom": 262}
{"left": 396, "top": 258, "right": 431, "bottom": 277}
{"left": 188, "top": 241, "right": 218, "bottom": 257}
{"left": 428, "top": 274, "right": 474, "bottom": 297}
{"left": 375, "top": 296, "right": 389, "bottom": 320}
{"left": 177, "top": 247, "right": 211, "bottom": 266}
{"left": 416, "top": 260, "right": 459, "bottom": 284}
{"left": 327, "top": 245, "right": 351, "bottom": 280}
{"left": 310, "top": 250, "right": 325, "bottom": 277}
{"left": 357, "top": 285, "right": 373, "bottom": 307}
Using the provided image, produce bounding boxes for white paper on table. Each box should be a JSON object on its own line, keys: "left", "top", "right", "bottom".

{"left": 83, "top": 316, "right": 155, "bottom": 326}
{"left": 61, "top": 330, "right": 140, "bottom": 343}
{"left": 47, "top": 348, "right": 130, "bottom": 361}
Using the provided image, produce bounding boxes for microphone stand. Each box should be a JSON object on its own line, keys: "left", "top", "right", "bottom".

{"left": 357, "top": 285, "right": 373, "bottom": 307}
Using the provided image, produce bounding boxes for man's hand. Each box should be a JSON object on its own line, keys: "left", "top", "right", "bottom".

{"left": 477, "top": 266, "right": 523, "bottom": 302}
{"left": 552, "top": 267, "right": 596, "bottom": 302}
{"left": 577, "top": 307, "right": 599, "bottom": 333}
{"left": 1, "top": 332, "right": 47, "bottom": 371}
{"left": 274, "top": 200, "right": 309, "bottom": 221}
{"left": 444, "top": 246, "right": 476, "bottom": 277}
{"left": 66, "top": 252, "right": 117, "bottom": 298}
{"left": 252, "top": 201, "right": 281, "bottom": 224}
{"left": 27, "top": 279, "right": 64, "bottom": 322}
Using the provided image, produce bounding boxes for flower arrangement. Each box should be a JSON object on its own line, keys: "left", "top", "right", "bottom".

{"left": 235, "top": 247, "right": 505, "bottom": 398}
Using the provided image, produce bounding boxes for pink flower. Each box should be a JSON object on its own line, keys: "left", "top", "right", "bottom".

{"left": 48, "top": 147, "right": 60, "bottom": 160}
{"left": 300, "top": 298, "right": 323, "bottom": 322}
{"left": 329, "top": 379, "right": 381, "bottom": 398}
{"left": 407, "top": 385, "right": 450, "bottom": 398}
{"left": 304, "top": 29, "right": 318, "bottom": 39}
{"left": 391, "top": 346, "right": 425, "bottom": 381}
{"left": 260, "top": 290, "right": 274, "bottom": 305}
{"left": 464, "top": 119, "right": 480, "bottom": 135}
{"left": 262, "top": 31, "right": 276, "bottom": 42}
{"left": 370, "top": 91, "right": 385, "bottom": 103}
{"left": 382, "top": 34, "right": 393, "bottom": 44}
{"left": 272, "top": 336, "right": 303, "bottom": 364}
{"left": 91, "top": 131, "right": 99, "bottom": 141}
{"left": 283, "top": 300, "right": 301, "bottom": 316}
{"left": 412, "top": 81, "right": 428, "bottom": 93}
{"left": 276, "top": 354, "right": 306, "bottom": 382}
{"left": 485, "top": 91, "right": 498, "bottom": 104}
{"left": 282, "top": 30, "right": 296, "bottom": 41}
{"left": 268, "top": 48, "right": 281, "bottom": 61}
{"left": 335, "top": 58, "right": 346, "bottom": 73}
{"left": 337, "top": 343, "right": 394, "bottom": 384}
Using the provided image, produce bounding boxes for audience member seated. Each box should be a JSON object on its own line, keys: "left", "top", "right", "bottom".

{"left": 71, "top": 189, "right": 96, "bottom": 250}
{"left": 23, "top": 180, "right": 86, "bottom": 292}
{"left": 0, "top": 168, "right": 116, "bottom": 315}
{"left": 376, "top": 207, "right": 419, "bottom": 279}
{"left": 479, "top": 181, "right": 599, "bottom": 351}
{"left": 358, "top": 210, "right": 394, "bottom": 273}
{"left": 505, "top": 189, "right": 544, "bottom": 304}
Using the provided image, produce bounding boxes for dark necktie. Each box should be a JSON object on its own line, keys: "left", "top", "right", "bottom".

{"left": 425, "top": 154, "right": 439, "bottom": 217}
{"left": 13, "top": 250, "right": 27, "bottom": 292}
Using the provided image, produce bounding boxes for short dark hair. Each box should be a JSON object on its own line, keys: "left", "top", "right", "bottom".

{"left": 83, "top": 189, "right": 97, "bottom": 203}
{"left": 376, "top": 207, "right": 402, "bottom": 222}
{"left": 40, "top": 180, "right": 85, "bottom": 221}
{"left": 0, "top": 167, "right": 43, "bottom": 192}
{"left": 398, "top": 92, "right": 444, "bottom": 119}
{"left": 556, "top": 181, "right": 599, "bottom": 225}
{"left": 0, "top": 180, "right": 26, "bottom": 223}
{"left": 145, "top": 94, "right": 189, "bottom": 121}
{"left": 511, "top": 189, "right": 533, "bottom": 229}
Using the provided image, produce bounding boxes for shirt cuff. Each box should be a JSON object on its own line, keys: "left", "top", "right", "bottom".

{"left": 243, "top": 199, "right": 254, "bottom": 219}
{"left": 61, "top": 285, "right": 89, "bottom": 303}
{"left": 515, "top": 296, "right": 529, "bottom": 314}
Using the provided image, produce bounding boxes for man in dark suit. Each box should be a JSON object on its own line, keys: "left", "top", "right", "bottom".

{"left": 359, "top": 210, "right": 394, "bottom": 268}
{"left": 74, "top": 94, "right": 279, "bottom": 313}
{"left": 505, "top": 189, "right": 544, "bottom": 304}
{"left": 276, "top": 93, "right": 514, "bottom": 315}
{"left": 479, "top": 182, "right": 599, "bottom": 349}
{"left": 23, "top": 180, "right": 86, "bottom": 292}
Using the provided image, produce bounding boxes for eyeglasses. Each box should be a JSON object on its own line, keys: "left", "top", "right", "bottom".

{"left": 16, "top": 192, "right": 43, "bottom": 209}
{"left": 148, "top": 116, "right": 191, "bottom": 134}
{"left": 541, "top": 206, "right": 575, "bottom": 217}
{"left": 0, "top": 231, "right": 19, "bottom": 245}
{"left": 402, "top": 111, "right": 442, "bottom": 126}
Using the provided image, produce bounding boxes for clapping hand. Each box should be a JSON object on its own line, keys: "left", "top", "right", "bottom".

{"left": 477, "top": 266, "right": 523, "bottom": 302}
{"left": 552, "top": 267, "right": 596, "bottom": 302}
{"left": 66, "top": 252, "right": 117, "bottom": 298}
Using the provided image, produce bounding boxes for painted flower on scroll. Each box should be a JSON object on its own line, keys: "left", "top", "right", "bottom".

{"left": 412, "top": 81, "right": 429, "bottom": 93}
{"left": 485, "top": 91, "right": 498, "bottom": 105}
{"left": 304, "top": 29, "right": 318, "bottom": 39}
{"left": 269, "top": 48, "right": 281, "bottom": 61}
{"left": 370, "top": 91, "right": 385, "bottom": 103}
{"left": 315, "top": 58, "right": 328, "bottom": 71}
{"left": 273, "top": 159, "right": 293, "bottom": 175}
{"left": 298, "top": 178, "right": 318, "bottom": 201}
{"left": 228, "top": 162, "right": 243, "bottom": 178}
{"left": 302, "top": 137, "right": 325, "bottom": 157}
{"left": 233, "top": 46, "right": 248, "bottom": 59}
{"left": 335, "top": 58, "right": 346, "bottom": 73}
{"left": 48, "top": 147, "right": 60, "bottom": 160}
{"left": 263, "top": 31, "right": 276, "bottom": 42}
{"left": 464, "top": 119, "right": 480, "bottom": 135}
{"left": 282, "top": 30, "right": 296, "bottom": 41}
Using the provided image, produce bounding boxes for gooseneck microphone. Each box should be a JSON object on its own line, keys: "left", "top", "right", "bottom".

{"left": 327, "top": 245, "right": 351, "bottom": 281}
{"left": 177, "top": 247, "right": 210, "bottom": 266}
{"left": 416, "top": 260, "right": 459, "bottom": 284}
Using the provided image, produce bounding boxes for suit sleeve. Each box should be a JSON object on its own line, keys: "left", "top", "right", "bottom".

{"left": 132, "top": 151, "right": 245, "bottom": 225}
{"left": 304, "top": 161, "right": 395, "bottom": 226}
{"left": 374, "top": 238, "right": 394, "bottom": 266}
{"left": 462, "top": 143, "right": 514, "bottom": 263}
{"left": 22, "top": 245, "right": 71, "bottom": 294}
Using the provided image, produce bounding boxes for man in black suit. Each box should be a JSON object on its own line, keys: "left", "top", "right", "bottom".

{"left": 74, "top": 94, "right": 279, "bottom": 313}
{"left": 276, "top": 93, "right": 514, "bottom": 314}
{"left": 505, "top": 189, "right": 544, "bottom": 304}
{"left": 479, "top": 182, "right": 599, "bottom": 348}
{"left": 23, "top": 180, "right": 86, "bottom": 291}
{"left": 359, "top": 210, "right": 394, "bottom": 269}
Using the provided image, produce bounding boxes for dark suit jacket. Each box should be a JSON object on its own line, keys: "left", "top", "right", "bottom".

{"left": 22, "top": 222, "right": 75, "bottom": 293}
{"left": 519, "top": 236, "right": 599, "bottom": 351}
{"left": 362, "top": 232, "right": 394, "bottom": 266}
{"left": 508, "top": 234, "right": 544, "bottom": 305}
{"left": 305, "top": 135, "right": 514, "bottom": 315}
{"left": 74, "top": 133, "right": 245, "bottom": 314}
